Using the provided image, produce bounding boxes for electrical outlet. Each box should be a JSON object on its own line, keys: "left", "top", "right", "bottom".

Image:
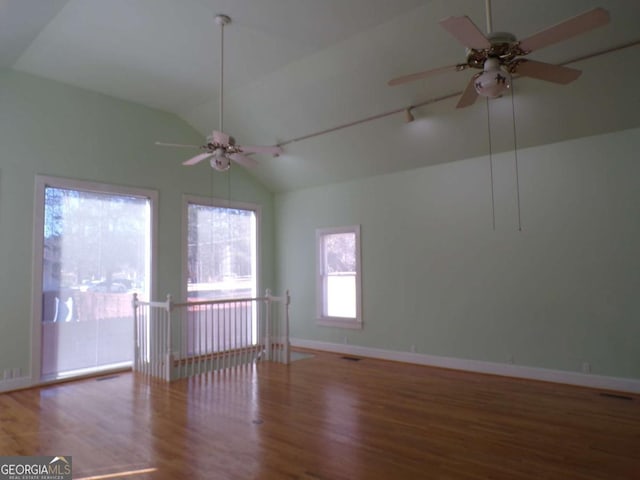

{"left": 343, "top": 336, "right": 348, "bottom": 345}
{"left": 410, "top": 345, "right": 416, "bottom": 353}
{"left": 582, "top": 362, "right": 591, "bottom": 374}
{"left": 507, "top": 354, "right": 514, "bottom": 364}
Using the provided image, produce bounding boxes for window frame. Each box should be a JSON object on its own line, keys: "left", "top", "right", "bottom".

{"left": 31, "top": 175, "right": 158, "bottom": 382}
{"left": 316, "top": 224, "right": 362, "bottom": 329}
{"left": 181, "top": 195, "right": 261, "bottom": 302}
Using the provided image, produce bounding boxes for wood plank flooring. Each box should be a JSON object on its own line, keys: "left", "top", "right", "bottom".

{"left": 1, "top": 350, "right": 639, "bottom": 479}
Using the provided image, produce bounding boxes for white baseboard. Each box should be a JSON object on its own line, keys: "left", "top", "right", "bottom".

{"left": 0, "top": 376, "right": 32, "bottom": 393}
{"left": 291, "top": 338, "right": 640, "bottom": 394}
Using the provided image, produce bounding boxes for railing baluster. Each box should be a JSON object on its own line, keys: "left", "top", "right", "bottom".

{"left": 215, "top": 302, "right": 219, "bottom": 373}
{"left": 234, "top": 300, "right": 239, "bottom": 367}
{"left": 181, "top": 306, "right": 186, "bottom": 379}
{"left": 198, "top": 304, "right": 202, "bottom": 375}
{"left": 243, "top": 300, "right": 248, "bottom": 366}
{"left": 207, "top": 303, "right": 212, "bottom": 375}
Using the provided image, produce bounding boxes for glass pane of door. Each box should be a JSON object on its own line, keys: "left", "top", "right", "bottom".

{"left": 186, "top": 204, "right": 257, "bottom": 301}
{"left": 186, "top": 203, "right": 258, "bottom": 353}
{"left": 41, "top": 186, "right": 151, "bottom": 379}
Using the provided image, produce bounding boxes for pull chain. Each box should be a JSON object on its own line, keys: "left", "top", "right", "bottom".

{"left": 486, "top": 98, "right": 496, "bottom": 231}
{"left": 219, "top": 19, "right": 225, "bottom": 132}
{"left": 510, "top": 83, "right": 522, "bottom": 231}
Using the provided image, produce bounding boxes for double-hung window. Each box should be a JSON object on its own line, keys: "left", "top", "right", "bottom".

{"left": 316, "top": 225, "right": 362, "bottom": 329}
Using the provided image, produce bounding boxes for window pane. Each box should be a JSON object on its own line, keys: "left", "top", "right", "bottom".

{"left": 326, "top": 274, "right": 356, "bottom": 318}
{"left": 186, "top": 202, "right": 258, "bottom": 352}
{"left": 323, "top": 233, "right": 356, "bottom": 273}
{"left": 187, "top": 204, "right": 256, "bottom": 301}
{"left": 42, "top": 186, "right": 151, "bottom": 378}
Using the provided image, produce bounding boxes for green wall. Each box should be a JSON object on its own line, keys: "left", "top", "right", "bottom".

{"left": 0, "top": 69, "right": 275, "bottom": 377}
{"left": 275, "top": 127, "right": 640, "bottom": 380}
{"left": 2, "top": 66, "right": 639, "bottom": 385}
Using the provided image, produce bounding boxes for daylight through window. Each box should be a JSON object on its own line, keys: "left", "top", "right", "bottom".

{"left": 317, "top": 225, "right": 362, "bottom": 328}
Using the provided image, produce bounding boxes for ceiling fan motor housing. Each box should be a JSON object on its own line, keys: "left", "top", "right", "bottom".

{"left": 465, "top": 32, "right": 519, "bottom": 69}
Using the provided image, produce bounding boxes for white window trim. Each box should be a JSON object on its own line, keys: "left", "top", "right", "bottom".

{"left": 181, "top": 195, "right": 262, "bottom": 303}
{"left": 31, "top": 175, "right": 158, "bottom": 383}
{"left": 316, "top": 224, "right": 362, "bottom": 329}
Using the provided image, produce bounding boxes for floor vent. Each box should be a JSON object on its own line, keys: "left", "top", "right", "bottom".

{"left": 341, "top": 356, "right": 361, "bottom": 362}
{"left": 599, "top": 392, "right": 633, "bottom": 401}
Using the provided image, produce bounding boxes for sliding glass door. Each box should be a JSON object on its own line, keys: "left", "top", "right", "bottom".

{"left": 183, "top": 196, "right": 259, "bottom": 354}
{"left": 35, "top": 177, "right": 154, "bottom": 380}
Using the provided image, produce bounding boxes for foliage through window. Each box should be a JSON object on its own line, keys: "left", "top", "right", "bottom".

{"left": 185, "top": 199, "right": 258, "bottom": 301}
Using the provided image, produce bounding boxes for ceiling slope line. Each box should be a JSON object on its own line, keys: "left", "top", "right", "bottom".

{"left": 277, "top": 38, "right": 640, "bottom": 148}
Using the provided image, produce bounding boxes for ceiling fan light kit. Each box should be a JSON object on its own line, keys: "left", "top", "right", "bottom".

{"left": 473, "top": 57, "right": 511, "bottom": 98}
{"left": 211, "top": 148, "right": 231, "bottom": 171}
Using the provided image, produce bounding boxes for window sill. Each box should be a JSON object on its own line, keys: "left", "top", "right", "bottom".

{"left": 316, "top": 318, "right": 362, "bottom": 330}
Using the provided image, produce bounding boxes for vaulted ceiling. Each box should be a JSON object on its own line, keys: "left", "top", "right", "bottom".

{"left": 3, "top": 0, "right": 640, "bottom": 191}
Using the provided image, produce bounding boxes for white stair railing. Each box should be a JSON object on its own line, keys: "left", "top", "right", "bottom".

{"left": 132, "top": 290, "right": 290, "bottom": 381}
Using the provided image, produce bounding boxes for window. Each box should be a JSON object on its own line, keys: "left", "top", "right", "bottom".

{"left": 316, "top": 225, "right": 362, "bottom": 328}
{"left": 33, "top": 176, "right": 156, "bottom": 381}
{"left": 183, "top": 196, "right": 259, "bottom": 301}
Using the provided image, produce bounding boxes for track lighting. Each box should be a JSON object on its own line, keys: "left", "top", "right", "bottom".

{"left": 404, "top": 107, "right": 415, "bottom": 123}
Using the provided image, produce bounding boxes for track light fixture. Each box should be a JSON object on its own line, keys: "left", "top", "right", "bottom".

{"left": 404, "top": 107, "right": 415, "bottom": 123}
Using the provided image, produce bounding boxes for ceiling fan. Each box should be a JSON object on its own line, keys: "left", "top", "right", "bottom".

{"left": 156, "top": 14, "right": 283, "bottom": 171}
{"left": 388, "top": 2, "right": 610, "bottom": 108}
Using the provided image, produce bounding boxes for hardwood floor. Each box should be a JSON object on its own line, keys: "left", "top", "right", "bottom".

{"left": 1, "top": 350, "right": 639, "bottom": 479}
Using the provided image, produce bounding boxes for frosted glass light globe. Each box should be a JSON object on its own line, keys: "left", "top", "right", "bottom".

{"left": 210, "top": 148, "right": 231, "bottom": 171}
{"left": 474, "top": 58, "right": 511, "bottom": 98}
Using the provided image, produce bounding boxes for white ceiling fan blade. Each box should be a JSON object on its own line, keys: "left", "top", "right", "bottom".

{"left": 212, "top": 130, "right": 230, "bottom": 145}
{"left": 238, "top": 145, "right": 283, "bottom": 156}
{"left": 155, "top": 142, "right": 201, "bottom": 148}
{"left": 183, "top": 152, "right": 213, "bottom": 166}
{"left": 514, "top": 59, "right": 581, "bottom": 84}
{"left": 388, "top": 64, "right": 462, "bottom": 87}
{"left": 229, "top": 153, "right": 259, "bottom": 169}
{"left": 456, "top": 74, "right": 480, "bottom": 109}
{"left": 518, "top": 7, "right": 610, "bottom": 53}
{"left": 439, "top": 16, "right": 491, "bottom": 50}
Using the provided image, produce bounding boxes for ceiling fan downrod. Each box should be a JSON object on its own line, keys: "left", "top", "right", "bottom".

{"left": 485, "top": 0, "right": 493, "bottom": 35}
{"left": 215, "top": 14, "right": 231, "bottom": 133}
